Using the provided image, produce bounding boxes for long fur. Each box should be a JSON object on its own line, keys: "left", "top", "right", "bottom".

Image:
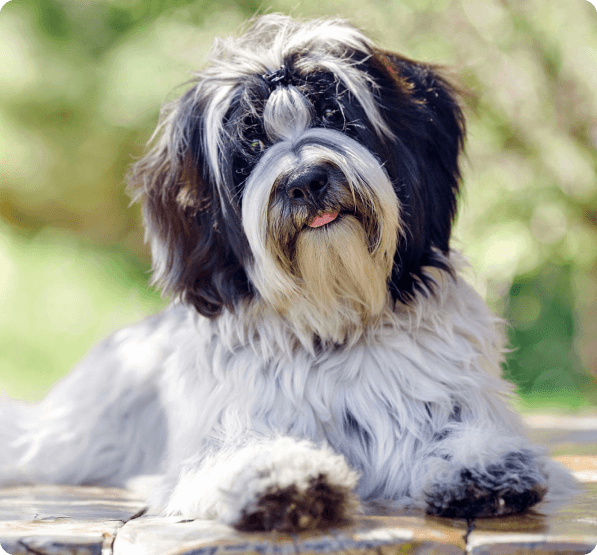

{"left": 0, "top": 15, "right": 573, "bottom": 530}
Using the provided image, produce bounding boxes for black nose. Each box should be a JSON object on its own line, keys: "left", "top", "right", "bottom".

{"left": 285, "top": 168, "right": 329, "bottom": 203}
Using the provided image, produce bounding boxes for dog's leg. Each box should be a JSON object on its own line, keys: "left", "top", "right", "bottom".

{"left": 160, "top": 437, "right": 360, "bottom": 531}
{"left": 413, "top": 419, "right": 549, "bottom": 518}
{"left": 0, "top": 310, "right": 179, "bottom": 486}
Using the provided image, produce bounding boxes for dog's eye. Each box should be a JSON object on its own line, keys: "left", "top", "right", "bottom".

{"left": 322, "top": 105, "right": 343, "bottom": 126}
{"left": 249, "top": 139, "right": 265, "bottom": 153}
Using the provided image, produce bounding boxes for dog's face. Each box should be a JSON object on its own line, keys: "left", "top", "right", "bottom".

{"left": 128, "top": 15, "right": 464, "bottom": 343}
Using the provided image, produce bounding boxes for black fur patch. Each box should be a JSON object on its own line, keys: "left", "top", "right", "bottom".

{"left": 235, "top": 473, "right": 350, "bottom": 532}
{"left": 425, "top": 451, "right": 548, "bottom": 519}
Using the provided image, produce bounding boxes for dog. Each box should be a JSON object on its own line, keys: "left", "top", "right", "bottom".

{"left": 0, "top": 15, "right": 571, "bottom": 532}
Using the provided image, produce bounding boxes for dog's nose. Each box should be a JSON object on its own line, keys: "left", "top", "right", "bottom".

{"left": 285, "top": 169, "right": 328, "bottom": 203}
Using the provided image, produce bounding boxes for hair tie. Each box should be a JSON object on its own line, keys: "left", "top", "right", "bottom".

{"left": 263, "top": 64, "right": 293, "bottom": 89}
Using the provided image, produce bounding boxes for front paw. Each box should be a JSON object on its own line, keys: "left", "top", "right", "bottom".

{"left": 236, "top": 472, "right": 353, "bottom": 532}
{"left": 425, "top": 451, "right": 548, "bottom": 518}
{"left": 224, "top": 438, "right": 359, "bottom": 532}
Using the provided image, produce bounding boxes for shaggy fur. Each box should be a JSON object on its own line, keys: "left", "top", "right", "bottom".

{"left": 0, "top": 15, "right": 572, "bottom": 530}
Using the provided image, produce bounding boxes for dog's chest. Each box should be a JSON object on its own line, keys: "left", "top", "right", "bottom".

{"left": 163, "top": 306, "right": 466, "bottom": 490}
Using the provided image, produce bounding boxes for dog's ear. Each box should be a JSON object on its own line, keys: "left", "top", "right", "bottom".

{"left": 127, "top": 88, "right": 251, "bottom": 317}
{"left": 370, "top": 51, "right": 465, "bottom": 300}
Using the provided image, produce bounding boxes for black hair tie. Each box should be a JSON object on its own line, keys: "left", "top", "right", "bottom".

{"left": 263, "top": 64, "right": 293, "bottom": 89}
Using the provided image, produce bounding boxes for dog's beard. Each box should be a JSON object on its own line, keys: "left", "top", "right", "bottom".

{"left": 292, "top": 215, "right": 390, "bottom": 341}
{"left": 242, "top": 129, "right": 400, "bottom": 344}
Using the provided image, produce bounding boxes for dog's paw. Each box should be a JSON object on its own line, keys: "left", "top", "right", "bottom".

{"left": 235, "top": 472, "right": 353, "bottom": 532}
{"left": 222, "top": 438, "right": 359, "bottom": 532}
{"left": 425, "top": 451, "right": 548, "bottom": 519}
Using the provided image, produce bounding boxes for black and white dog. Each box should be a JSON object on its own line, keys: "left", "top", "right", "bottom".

{"left": 0, "top": 15, "right": 569, "bottom": 531}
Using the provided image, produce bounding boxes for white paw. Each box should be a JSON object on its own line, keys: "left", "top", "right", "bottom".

{"left": 221, "top": 438, "right": 360, "bottom": 531}
{"left": 161, "top": 438, "right": 359, "bottom": 529}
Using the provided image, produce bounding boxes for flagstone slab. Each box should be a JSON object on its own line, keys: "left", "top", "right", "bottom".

{"left": 0, "top": 485, "right": 146, "bottom": 555}
{"left": 0, "top": 485, "right": 146, "bottom": 521}
{"left": 0, "top": 414, "right": 596, "bottom": 554}
{"left": 112, "top": 513, "right": 467, "bottom": 555}
{"left": 526, "top": 414, "right": 597, "bottom": 457}
{"left": 0, "top": 522, "right": 115, "bottom": 555}
{"left": 466, "top": 483, "right": 597, "bottom": 555}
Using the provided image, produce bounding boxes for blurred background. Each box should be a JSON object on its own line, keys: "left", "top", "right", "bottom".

{"left": 0, "top": 0, "right": 596, "bottom": 409}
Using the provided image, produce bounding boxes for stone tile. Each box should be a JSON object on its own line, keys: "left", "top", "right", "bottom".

{"left": 554, "top": 456, "right": 597, "bottom": 483}
{"left": 0, "top": 520, "right": 118, "bottom": 555}
{"left": 524, "top": 415, "right": 597, "bottom": 431}
{"left": 0, "top": 485, "right": 146, "bottom": 521}
{"left": 466, "top": 483, "right": 597, "bottom": 555}
{"left": 113, "top": 513, "right": 466, "bottom": 555}
{"left": 0, "top": 485, "right": 146, "bottom": 555}
{"left": 1, "top": 418, "right": 596, "bottom": 554}
{"left": 524, "top": 414, "right": 597, "bottom": 457}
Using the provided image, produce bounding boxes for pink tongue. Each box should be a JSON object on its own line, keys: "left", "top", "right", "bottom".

{"left": 308, "top": 212, "right": 338, "bottom": 228}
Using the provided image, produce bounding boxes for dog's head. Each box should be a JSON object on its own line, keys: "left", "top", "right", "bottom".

{"left": 128, "top": 15, "right": 464, "bottom": 342}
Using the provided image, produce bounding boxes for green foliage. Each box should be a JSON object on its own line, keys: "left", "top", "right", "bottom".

{"left": 505, "top": 263, "right": 596, "bottom": 408}
{"left": 0, "top": 0, "right": 596, "bottom": 406}
{"left": 0, "top": 222, "right": 165, "bottom": 400}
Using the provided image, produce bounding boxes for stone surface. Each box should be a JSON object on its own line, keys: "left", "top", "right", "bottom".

{"left": 0, "top": 485, "right": 146, "bottom": 522}
{"left": 526, "top": 414, "right": 597, "bottom": 458}
{"left": 0, "top": 485, "right": 146, "bottom": 555}
{"left": 112, "top": 513, "right": 467, "bottom": 555}
{"left": 467, "top": 483, "right": 597, "bottom": 555}
{"left": 1, "top": 523, "right": 114, "bottom": 555}
{"left": 1, "top": 415, "right": 596, "bottom": 555}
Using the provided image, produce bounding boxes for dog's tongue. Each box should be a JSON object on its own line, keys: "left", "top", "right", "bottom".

{"left": 308, "top": 211, "right": 338, "bottom": 228}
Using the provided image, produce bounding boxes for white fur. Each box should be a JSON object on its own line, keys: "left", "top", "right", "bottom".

{"left": 161, "top": 437, "right": 360, "bottom": 522}
{"left": 0, "top": 258, "right": 563, "bottom": 522}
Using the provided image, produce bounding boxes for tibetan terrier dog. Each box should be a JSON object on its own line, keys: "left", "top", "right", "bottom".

{"left": 0, "top": 15, "right": 570, "bottom": 531}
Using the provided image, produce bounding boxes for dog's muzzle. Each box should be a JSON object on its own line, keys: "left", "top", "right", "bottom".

{"left": 283, "top": 167, "right": 329, "bottom": 204}
{"left": 241, "top": 127, "right": 401, "bottom": 270}
{"left": 278, "top": 165, "right": 345, "bottom": 228}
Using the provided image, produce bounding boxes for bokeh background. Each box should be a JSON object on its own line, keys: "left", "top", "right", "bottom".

{"left": 0, "top": 0, "right": 596, "bottom": 409}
